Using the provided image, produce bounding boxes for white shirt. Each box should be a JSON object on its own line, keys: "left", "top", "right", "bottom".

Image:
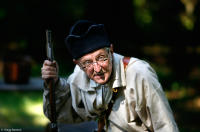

{"left": 43, "top": 53, "right": 179, "bottom": 132}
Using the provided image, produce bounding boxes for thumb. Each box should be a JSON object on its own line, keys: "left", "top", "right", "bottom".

{"left": 53, "top": 60, "right": 59, "bottom": 73}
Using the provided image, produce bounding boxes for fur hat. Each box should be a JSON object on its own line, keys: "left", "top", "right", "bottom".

{"left": 65, "top": 20, "right": 110, "bottom": 59}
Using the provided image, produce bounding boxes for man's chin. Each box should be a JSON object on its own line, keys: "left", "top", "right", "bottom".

{"left": 95, "top": 80, "right": 107, "bottom": 84}
{"left": 93, "top": 76, "right": 107, "bottom": 84}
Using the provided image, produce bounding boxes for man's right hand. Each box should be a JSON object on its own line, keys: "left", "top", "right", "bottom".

{"left": 41, "top": 60, "right": 59, "bottom": 83}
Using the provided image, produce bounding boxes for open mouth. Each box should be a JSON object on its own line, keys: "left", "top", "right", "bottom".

{"left": 94, "top": 73, "right": 105, "bottom": 80}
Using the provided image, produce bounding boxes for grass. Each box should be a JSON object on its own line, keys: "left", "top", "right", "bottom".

{"left": 0, "top": 88, "right": 200, "bottom": 132}
{"left": 0, "top": 91, "right": 49, "bottom": 130}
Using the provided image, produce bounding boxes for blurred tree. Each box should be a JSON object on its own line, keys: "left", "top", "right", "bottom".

{"left": 0, "top": 0, "right": 200, "bottom": 79}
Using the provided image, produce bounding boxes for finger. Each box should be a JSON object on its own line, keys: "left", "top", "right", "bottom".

{"left": 41, "top": 69, "right": 57, "bottom": 76}
{"left": 42, "top": 74, "right": 58, "bottom": 80}
{"left": 53, "top": 60, "right": 59, "bottom": 71}
{"left": 41, "top": 66, "right": 57, "bottom": 72}
{"left": 52, "top": 60, "right": 57, "bottom": 64}
{"left": 43, "top": 60, "right": 55, "bottom": 66}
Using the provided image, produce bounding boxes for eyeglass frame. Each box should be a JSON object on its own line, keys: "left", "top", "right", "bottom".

{"left": 78, "top": 48, "right": 111, "bottom": 70}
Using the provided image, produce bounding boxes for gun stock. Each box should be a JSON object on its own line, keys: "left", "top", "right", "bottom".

{"left": 45, "top": 29, "right": 57, "bottom": 132}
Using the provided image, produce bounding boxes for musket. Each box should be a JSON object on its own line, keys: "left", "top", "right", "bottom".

{"left": 46, "top": 30, "right": 58, "bottom": 132}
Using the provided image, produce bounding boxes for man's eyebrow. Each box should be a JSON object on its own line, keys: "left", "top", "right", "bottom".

{"left": 79, "top": 50, "right": 107, "bottom": 62}
{"left": 79, "top": 57, "right": 93, "bottom": 63}
{"left": 96, "top": 51, "right": 107, "bottom": 56}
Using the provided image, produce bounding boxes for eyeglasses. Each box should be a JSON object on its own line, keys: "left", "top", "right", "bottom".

{"left": 79, "top": 55, "right": 109, "bottom": 70}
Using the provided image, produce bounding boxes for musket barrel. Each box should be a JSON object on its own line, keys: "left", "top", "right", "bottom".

{"left": 46, "top": 30, "right": 54, "bottom": 61}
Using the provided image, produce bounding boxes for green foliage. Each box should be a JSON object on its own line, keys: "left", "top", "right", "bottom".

{"left": 60, "top": 0, "right": 86, "bottom": 19}
{"left": 0, "top": 8, "right": 6, "bottom": 20}
{"left": 0, "top": 91, "right": 49, "bottom": 129}
{"left": 31, "top": 63, "right": 42, "bottom": 77}
{"left": 132, "top": 0, "right": 153, "bottom": 29}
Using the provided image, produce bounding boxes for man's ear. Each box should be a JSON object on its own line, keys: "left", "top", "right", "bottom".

{"left": 73, "top": 59, "right": 78, "bottom": 64}
{"left": 73, "top": 59, "right": 84, "bottom": 70}
{"left": 110, "top": 44, "right": 114, "bottom": 54}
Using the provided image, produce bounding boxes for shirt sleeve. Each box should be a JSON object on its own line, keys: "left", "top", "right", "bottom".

{"left": 126, "top": 60, "right": 179, "bottom": 132}
{"left": 144, "top": 65, "right": 179, "bottom": 132}
{"left": 43, "top": 77, "right": 83, "bottom": 123}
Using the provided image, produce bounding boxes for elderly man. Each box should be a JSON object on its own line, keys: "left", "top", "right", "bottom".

{"left": 41, "top": 20, "right": 179, "bottom": 132}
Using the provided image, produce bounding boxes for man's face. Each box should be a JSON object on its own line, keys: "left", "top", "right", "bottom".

{"left": 76, "top": 46, "right": 113, "bottom": 84}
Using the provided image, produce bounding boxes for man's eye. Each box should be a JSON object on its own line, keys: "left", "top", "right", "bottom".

{"left": 84, "top": 61, "right": 92, "bottom": 65}
{"left": 98, "top": 56, "right": 105, "bottom": 61}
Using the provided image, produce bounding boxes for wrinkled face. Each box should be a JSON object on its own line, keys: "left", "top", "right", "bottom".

{"left": 76, "top": 46, "right": 113, "bottom": 84}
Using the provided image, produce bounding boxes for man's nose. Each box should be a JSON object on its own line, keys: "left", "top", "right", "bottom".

{"left": 93, "top": 62, "right": 101, "bottom": 73}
